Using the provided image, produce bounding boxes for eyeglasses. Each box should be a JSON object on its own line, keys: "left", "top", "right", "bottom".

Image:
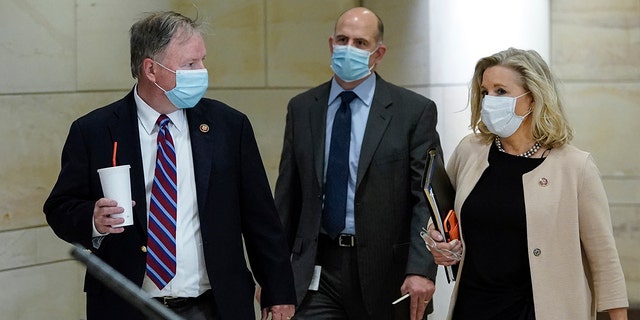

{"left": 420, "top": 228, "right": 462, "bottom": 261}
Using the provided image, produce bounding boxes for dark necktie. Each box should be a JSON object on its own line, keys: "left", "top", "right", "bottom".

{"left": 323, "top": 91, "right": 357, "bottom": 239}
{"left": 146, "top": 115, "right": 178, "bottom": 289}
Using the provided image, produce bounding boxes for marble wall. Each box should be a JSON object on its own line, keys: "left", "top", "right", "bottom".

{"left": 551, "top": 0, "right": 640, "bottom": 306}
{"left": 0, "top": 0, "right": 637, "bottom": 318}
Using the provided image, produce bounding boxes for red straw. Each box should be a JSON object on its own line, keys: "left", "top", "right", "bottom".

{"left": 112, "top": 141, "right": 118, "bottom": 167}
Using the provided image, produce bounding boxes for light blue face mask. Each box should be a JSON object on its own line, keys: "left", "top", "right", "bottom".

{"left": 330, "top": 45, "right": 377, "bottom": 82}
{"left": 481, "top": 92, "right": 531, "bottom": 138}
{"left": 153, "top": 61, "right": 208, "bottom": 109}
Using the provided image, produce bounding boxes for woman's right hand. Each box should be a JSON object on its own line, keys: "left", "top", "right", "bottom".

{"left": 422, "top": 224, "right": 463, "bottom": 266}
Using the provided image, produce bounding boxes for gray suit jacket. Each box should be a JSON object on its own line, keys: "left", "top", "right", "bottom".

{"left": 274, "top": 75, "right": 440, "bottom": 318}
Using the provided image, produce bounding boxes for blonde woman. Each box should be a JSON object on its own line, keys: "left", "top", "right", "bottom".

{"left": 427, "top": 48, "right": 628, "bottom": 320}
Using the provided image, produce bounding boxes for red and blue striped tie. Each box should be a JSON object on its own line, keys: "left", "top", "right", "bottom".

{"left": 146, "top": 114, "right": 177, "bottom": 289}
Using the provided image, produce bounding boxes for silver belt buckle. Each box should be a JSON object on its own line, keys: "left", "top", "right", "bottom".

{"left": 161, "top": 296, "right": 178, "bottom": 305}
{"left": 338, "top": 234, "right": 355, "bottom": 247}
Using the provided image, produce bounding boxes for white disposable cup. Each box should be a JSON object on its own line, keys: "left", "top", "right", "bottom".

{"left": 97, "top": 165, "right": 133, "bottom": 227}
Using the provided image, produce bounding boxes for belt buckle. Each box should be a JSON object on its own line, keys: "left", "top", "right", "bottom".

{"left": 161, "top": 296, "right": 187, "bottom": 308}
{"left": 161, "top": 296, "right": 176, "bottom": 306}
{"left": 338, "top": 234, "right": 355, "bottom": 247}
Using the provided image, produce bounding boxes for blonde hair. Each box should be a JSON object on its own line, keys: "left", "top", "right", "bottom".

{"left": 469, "top": 48, "right": 573, "bottom": 148}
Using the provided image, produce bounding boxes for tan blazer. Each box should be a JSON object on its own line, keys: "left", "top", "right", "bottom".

{"left": 445, "top": 134, "right": 628, "bottom": 320}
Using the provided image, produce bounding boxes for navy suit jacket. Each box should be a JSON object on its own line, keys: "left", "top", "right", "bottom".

{"left": 44, "top": 90, "right": 295, "bottom": 320}
{"left": 274, "top": 75, "right": 440, "bottom": 318}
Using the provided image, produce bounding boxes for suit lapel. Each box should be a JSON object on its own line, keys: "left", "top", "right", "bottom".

{"left": 356, "top": 78, "right": 392, "bottom": 191}
{"left": 310, "top": 83, "right": 331, "bottom": 190}
{"left": 106, "top": 91, "right": 148, "bottom": 235}
{"left": 106, "top": 94, "right": 215, "bottom": 237}
{"left": 186, "top": 106, "right": 215, "bottom": 215}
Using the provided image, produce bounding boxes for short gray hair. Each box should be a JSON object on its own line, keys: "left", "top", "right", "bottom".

{"left": 129, "top": 11, "right": 202, "bottom": 78}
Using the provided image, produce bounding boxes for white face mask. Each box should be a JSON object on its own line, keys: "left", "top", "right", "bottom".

{"left": 481, "top": 92, "right": 531, "bottom": 138}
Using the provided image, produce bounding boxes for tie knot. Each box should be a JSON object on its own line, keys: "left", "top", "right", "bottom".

{"left": 340, "top": 91, "right": 357, "bottom": 105}
{"left": 156, "top": 114, "right": 171, "bottom": 128}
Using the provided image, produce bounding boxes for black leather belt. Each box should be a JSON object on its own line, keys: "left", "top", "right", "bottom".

{"left": 154, "top": 290, "right": 212, "bottom": 309}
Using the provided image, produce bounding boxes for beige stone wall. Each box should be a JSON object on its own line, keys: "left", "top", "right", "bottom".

{"left": 0, "top": 0, "right": 637, "bottom": 319}
{"left": 551, "top": 0, "right": 640, "bottom": 306}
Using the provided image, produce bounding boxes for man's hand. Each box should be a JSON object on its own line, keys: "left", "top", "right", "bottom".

{"left": 94, "top": 198, "right": 126, "bottom": 234}
{"left": 260, "top": 304, "right": 295, "bottom": 320}
{"left": 400, "top": 275, "right": 435, "bottom": 320}
{"left": 607, "top": 307, "right": 628, "bottom": 320}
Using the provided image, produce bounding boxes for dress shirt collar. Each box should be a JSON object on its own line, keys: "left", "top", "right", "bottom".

{"left": 328, "top": 73, "right": 377, "bottom": 107}
{"left": 134, "top": 85, "right": 187, "bottom": 135}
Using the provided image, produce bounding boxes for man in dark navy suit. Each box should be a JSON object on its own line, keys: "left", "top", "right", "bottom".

{"left": 44, "top": 11, "right": 295, "bottom": 320}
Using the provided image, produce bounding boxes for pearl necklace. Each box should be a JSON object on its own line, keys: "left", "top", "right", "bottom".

{"left": 494, "top": 137, "right": 541, "bottom": 158}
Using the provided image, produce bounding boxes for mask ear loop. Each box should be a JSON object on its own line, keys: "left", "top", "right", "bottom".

{"left": 153, "top": 60, "right": 177, "bottom": 74}
{"left": 152, "top": 60, "right": 177, "bottom": 94}
{"left": 153, "top": 81, "right": 168, "bottom": 93}
{"left": 518, "top": 91, "right": 534, "bottom": 118}
{"left": 368, "top": 45, "right": 381, "bottom": 70}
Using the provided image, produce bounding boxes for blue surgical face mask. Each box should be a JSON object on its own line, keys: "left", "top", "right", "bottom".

{"left": 153, "top": 61, "right": 208, "bottom": 109}
{"left": 330, "top": 45, "right": 377, "bottom": 82}
{"left": 481, "top": 92, "right": 531, "bottom": 138}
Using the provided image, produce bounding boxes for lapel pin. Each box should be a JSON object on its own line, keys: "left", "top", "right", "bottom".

{"left": 199, "top": 124, "right": 210, "bottom": 133}
{"left": 539, "top": 177, "right": 549, "bottom": 187}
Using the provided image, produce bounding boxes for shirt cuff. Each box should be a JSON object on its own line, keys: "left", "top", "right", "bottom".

{"left": 91, "top": 219, "right": 108, "bottom": 249}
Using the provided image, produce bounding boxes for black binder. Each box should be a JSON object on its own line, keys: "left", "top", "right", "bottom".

{"left": 422, "top": 148, "right": 458, "bottom": 282}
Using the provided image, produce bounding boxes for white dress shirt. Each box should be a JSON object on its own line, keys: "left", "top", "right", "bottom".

{"left": 134, "top": 87, "right": 210, "bottom": 297}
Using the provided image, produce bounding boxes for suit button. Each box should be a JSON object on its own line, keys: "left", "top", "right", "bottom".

{"left": 533, "top": 248, "right": 541, "bottom": 256}
{"left": 141, "top": 246, "right": 147, "bottom": 253}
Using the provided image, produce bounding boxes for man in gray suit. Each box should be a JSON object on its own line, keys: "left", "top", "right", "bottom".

{"left": 274, "top": 7, "right": 441, "bottom": 320}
